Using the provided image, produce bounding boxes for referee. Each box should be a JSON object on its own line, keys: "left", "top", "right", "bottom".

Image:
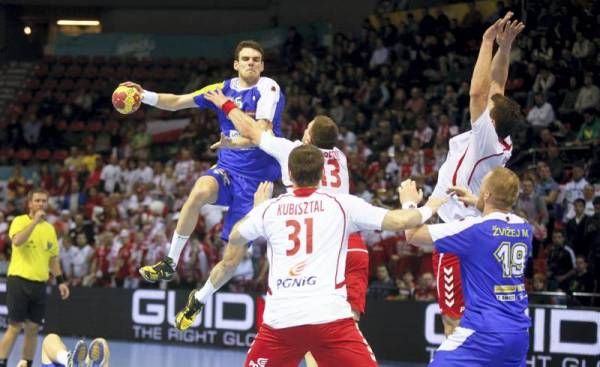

{"left": 0, "top": 189, "right": 70, "bottom": 367}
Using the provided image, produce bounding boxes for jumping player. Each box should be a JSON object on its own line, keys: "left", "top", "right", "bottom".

{"left": 122, "top": 40, "right": 285, "bottom": 282}
{"left": 174, "top": 145, "right": 445, "bottom": 367}
{"left": 430, "top": 14, "right": 525, "bottom": 335}
{"left": 405, "top": 168, "right": 532, "bottom": 366}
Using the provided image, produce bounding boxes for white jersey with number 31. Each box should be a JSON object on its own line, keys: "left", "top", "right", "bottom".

{"left": 259, "top": 132, "right": 350, "bottom": 194}
{"left": 238, "top": 189, "right": 387, "bottom": 328}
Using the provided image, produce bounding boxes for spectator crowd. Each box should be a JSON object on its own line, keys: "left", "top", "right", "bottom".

{"left": 0, "top": 0, "right": 598, "bottom": 305}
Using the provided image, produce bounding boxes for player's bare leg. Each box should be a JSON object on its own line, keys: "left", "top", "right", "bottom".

{"left": 139, "top": 176, "right": 219, "bottom": 282}
{"left": 442, "top": 315, "right": 461, "bottom": 336}
{"left": 304, "top": 352, "right": 318, "bottom": 367}
{"left": 21, "top": 321, "right": 39, "bottom": 361}
{"left": 39, "top": 334, "right": 88, "bottom": 367}
{"left": 0, "top": 322, "right": 21, "bottom": 360}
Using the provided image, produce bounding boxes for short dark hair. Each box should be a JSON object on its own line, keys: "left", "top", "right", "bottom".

{"left": 27, "top": 188, "right": 49, "bottom": 201}
{"left": 310, "top": 115, "right": 339, "bottom": 149}
{"left": 574, "top": 198, "right": 585, "bottom": 206}
{"left": 234, "top": 40, "right": 264, "bottom": 61}
{"left": 490, "top": 94, "right": 523, "bottom": 140}
{"left": 288, "top": 145, "right": 324, "bottom": 187}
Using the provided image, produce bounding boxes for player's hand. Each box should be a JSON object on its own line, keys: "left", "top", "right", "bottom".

{"left": 204, "top": 89, "right": 231, "bottom": 108}
{"left": 33, "top": 210, "right": 46, "bottom": 224}
{"left": 447, "top": 186, "right": 478, "bottom": 207}
{"left": 398, "top": 179, "right": 423, "bottom": 206}
{"left": 482, "top": 11, "right": 513, "bottom": 42}
{"left": 119, "top": 81, "right": 143, "bottom": 93}
{"left": 210, "top": 134, "right": 232, "bottom": 150}
{"left": 495, "top": 19, "right": 525, "bottom": 49}
{"left": 254, "top": 181, "right": 273, "bottom": 207}
{"left": 58, "top": 282, "right": 70, "bottom": 300}
{"left": 424, "top": 196, "right": 447, "bottom": 213}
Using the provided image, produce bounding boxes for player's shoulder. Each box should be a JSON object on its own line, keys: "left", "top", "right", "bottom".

{"left": 256, "top": 76, "right": 281, "bottom": 91}
{"left": 192, "top": 81, "right": 226, "bottom": 96}
{"left": 429, "top": 215, "right": 484, "bottom": 239}
{"left": 10, "top": 214, "right": 29, "bottom": 226}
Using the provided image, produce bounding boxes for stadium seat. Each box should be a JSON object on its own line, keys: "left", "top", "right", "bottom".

{"left": 87, "top": 120, "right": 103, "bottom": 133}
{"left": 59, "top": 78, "right": 75, "bottom": 91}
{"left": 51, "top": 149, "right": 69, "bottom": 161}
{"left": 66, "top": 64, "right": 83, "bottom": 78}
{"left": 0, "top": 148, "right": 14, "bottom": 160}
{"left": 75, "top": 78, "right": 91, "bottom": 90}
{"left": 34, "top": 149, "right": 51, "bottom": 160}
{"left": 56, "top": 120, "right": 68, "bottom": 131}
{"left": 15, "top": 148, "right": 33, "bottom": 161}
{"left": 75, "top": 55, "right": 90, "bottom": 65}
{"left": 92, "top": 55, "right": 106, "bottom": 65}
{"left": 34, "top": 64, "right": 48, "bottom": 77}
{"left": 69, "top": 120, "right": 86, "bottom": 132}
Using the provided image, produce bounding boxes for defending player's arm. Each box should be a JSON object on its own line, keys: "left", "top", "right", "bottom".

{"left": 469, "top": 13, "right": 512, "bottom": 123}
{"left": 405, "top": 185, "right": 478, "bottom": 247}
{"left": 203, "top": 88, "right": 271, "bottom": 145}
{"left": 350, "top": 180, "right": 446, "bottom": 232}
{"left": 488, "top": 20, "right": 525, "bottom": 104}
{"left": 119, "top": 81, "right": 198, "bottom": 111}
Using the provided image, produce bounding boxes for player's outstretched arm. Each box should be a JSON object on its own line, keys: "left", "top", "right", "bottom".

{"left": 488, "top": 19, "right": 525, "bottom": 104}
{"left": 469, "top": 12, "right": 512, "bottom": 123}
{"left": 204, "top": 89, "right": 270, "bottom": 145}
{"left": 381, "top": 180, "right": 446, "bottom": 231}
{"left": 120, "top": 81, "right": 198, "bottom": 111}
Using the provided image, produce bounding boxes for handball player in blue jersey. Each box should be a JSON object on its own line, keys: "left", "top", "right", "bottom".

{"left": 405, "top": 167, "right": 532, "bottom": 367}
{"left": 121, "top": 40, "right": 285, "bottom": 282}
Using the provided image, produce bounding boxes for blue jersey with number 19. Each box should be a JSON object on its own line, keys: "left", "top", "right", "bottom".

{"left": 192, "top": 76, "right": 284, "bottom": 180}
{"left": 428, "top": 212, "right": 532, "bottom": 333}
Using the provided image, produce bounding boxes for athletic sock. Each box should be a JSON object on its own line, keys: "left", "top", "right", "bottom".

{"left": 57, "top": 351, "right": 69, "bottom": 365}
{"left": 167, "top": 232, "right": 190, "bottom": 267}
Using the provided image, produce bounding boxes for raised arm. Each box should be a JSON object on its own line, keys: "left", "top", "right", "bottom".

{"left": 488, "top": 19, "right": 525, "bottom": 104}
{"left": 120, "top": 81, "right": 199, "bottom": 111}
{"left": 470, "top": 13, "right": 513, "bottom": 123}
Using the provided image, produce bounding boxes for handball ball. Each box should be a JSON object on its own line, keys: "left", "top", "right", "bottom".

{"left": 112, "top": 85, "right": 141, "bottom": 114}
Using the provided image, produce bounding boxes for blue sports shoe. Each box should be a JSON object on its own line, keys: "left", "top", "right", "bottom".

{"left": 68, "top": 339, "right": 88, "bottom": 367}
{"left": 87, "top": 338, "right": 109, "bottom": 367}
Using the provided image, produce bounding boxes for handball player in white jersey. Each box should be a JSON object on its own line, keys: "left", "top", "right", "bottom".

{"left": 430, "top": 13, "right": 525, "bottom": 335}
{"left": 174, "top": 145, "right": 445, "bottom": 367}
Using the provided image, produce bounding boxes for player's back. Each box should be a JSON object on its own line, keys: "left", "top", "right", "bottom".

{"left": 193, "top": 77, "right": 285, "bottom": 180}
{"left": 431, "top": 212, "right": 532, "bottom": 332}
{"left": 432, "top": 110, "right": 512, "bottom": 222}
{"left": 257, "top": 188, "right": 386, "bottom": 328}
{"left": 319, "top": 147, "right": 350, "bottom": 195}
{"left": 259, "top": 189, "right": 352, "bottom": 328}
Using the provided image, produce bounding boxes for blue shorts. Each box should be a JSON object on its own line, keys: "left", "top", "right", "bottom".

{"left": 429, "top": 327, "right": 528, "bottom": 367}
{"left": 42, "top": 363, "right": 64, "bottom": 367}
{"left": 204, "top": 166, "right": 264, "bottom": 242}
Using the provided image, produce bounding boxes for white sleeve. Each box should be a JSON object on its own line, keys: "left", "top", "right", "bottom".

{"left": 237, "top": 200, "right": 271, "bottom": 241}
{"left": 339, "top": 195, "right": 389, "bottom": 232}
{"left": 471, "top": 108, "right": 500, "bottom": 155}
{"left": 255, "top": 78, "right": 281, "bottom": 121}
{"left": 259, "top": 132, "right": 299, "bottom": 164}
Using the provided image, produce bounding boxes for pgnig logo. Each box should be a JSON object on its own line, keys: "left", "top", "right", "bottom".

{"left": 276, "top": 276, "right": 317, "bottom": 289}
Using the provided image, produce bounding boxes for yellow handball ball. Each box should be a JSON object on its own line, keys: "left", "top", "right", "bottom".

{"left": 112, "top": 85, "right": 142, "bottom": 114}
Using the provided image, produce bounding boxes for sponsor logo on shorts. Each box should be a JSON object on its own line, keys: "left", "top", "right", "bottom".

{"left": 249, "top": 357, "right": 268, "bottom": 367}
{"left": 276, "top": 276, "right": 316, "bottom": 289}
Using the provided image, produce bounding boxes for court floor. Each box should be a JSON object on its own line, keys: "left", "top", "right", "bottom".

{"left": 9, "top": 335, "right": 426, "bottom": 366}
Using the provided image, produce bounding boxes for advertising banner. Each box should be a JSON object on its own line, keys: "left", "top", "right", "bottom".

{"left": 0, "top": 282, "right": 598, "bottom": 365}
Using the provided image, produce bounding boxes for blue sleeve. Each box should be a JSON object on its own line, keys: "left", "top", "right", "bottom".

{"left": 428, "top": 219, "right": 479, "bottom": 257}
{"left": 191, "top": 81, "right": 226, "bottom": 110}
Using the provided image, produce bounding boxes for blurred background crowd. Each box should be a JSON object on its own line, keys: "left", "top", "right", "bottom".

{"left": 0, "top": 0, "right": 598, "bottom": 305}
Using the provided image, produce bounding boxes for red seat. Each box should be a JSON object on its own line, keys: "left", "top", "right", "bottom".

{"left": 56, "top": 120, "right": 68, "bottom": 130}
{"left": 15, "top": 148, "right": 33, "bottom": 161}
{"left": 35, "top": 149, "right": 51, "bottom": 160}
{"left": 69, "top": 120, "right": 86, "bottom": 132}
{"left": 52, "top": 149, "right": 69, "bottom": 161}
{"left": 87, "top": 120, "right": 103, "bottom": 133}
{"left": 0, "top": 148, "right": 15, "bottom": 160}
